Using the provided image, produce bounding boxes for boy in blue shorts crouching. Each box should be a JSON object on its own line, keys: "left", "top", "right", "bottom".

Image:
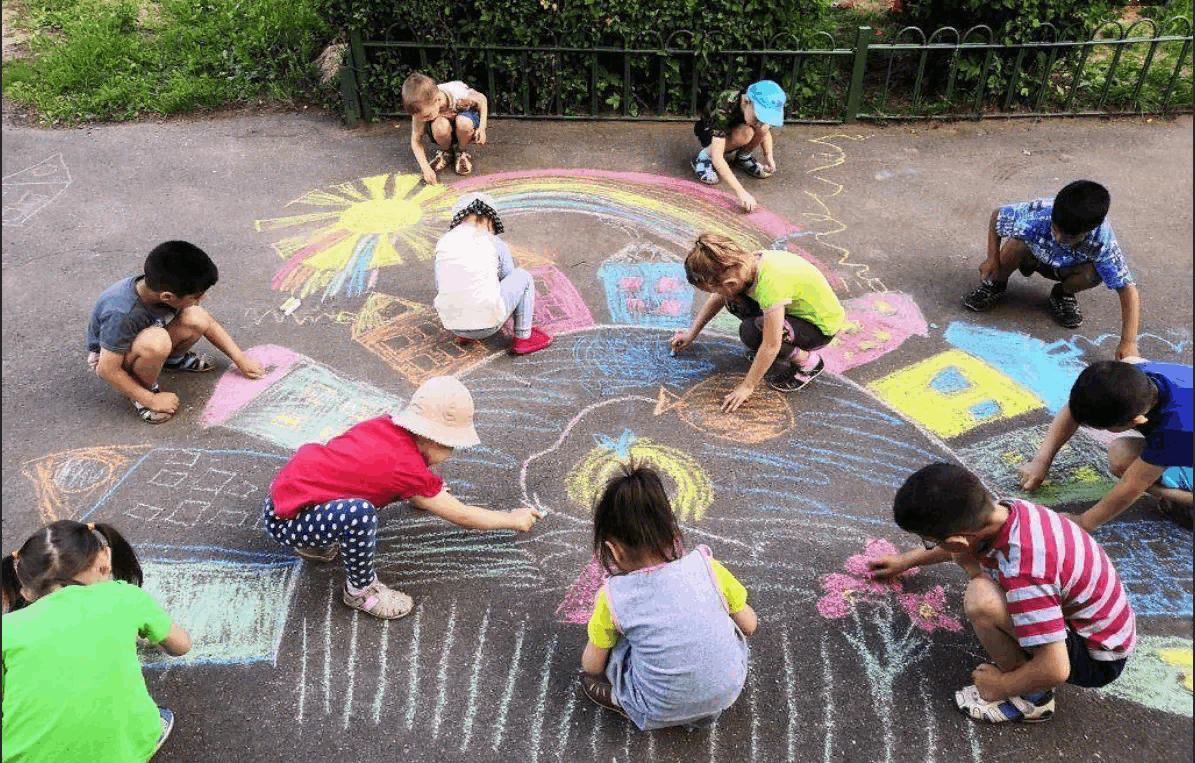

{"left": 1019, "top": 359, "right": 1193, "bottom": 530}
{"left": 692, "top": 80, "right": 786, "bottom": 213}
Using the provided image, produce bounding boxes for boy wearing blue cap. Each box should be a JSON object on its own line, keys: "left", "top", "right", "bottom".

{"left": 692, "top": 80, "right": 786, "bottom": 213}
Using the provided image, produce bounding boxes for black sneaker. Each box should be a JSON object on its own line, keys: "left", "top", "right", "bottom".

{"left": 1049, "top": 284, "right": 1083, "bottom": 328}
{"left": 963, "top": 280, "right": 1007, "bottom": 312}
{"left": 769, "top": 355, "right": 825, "bottom": 392}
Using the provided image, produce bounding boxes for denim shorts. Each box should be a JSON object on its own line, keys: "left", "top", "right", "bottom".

{"left": 425, "top": 110, "right": 481, "bottom": 144}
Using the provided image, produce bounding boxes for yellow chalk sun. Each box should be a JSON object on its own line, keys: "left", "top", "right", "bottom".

{"left": 255, "top": 173, "right": 455, "bottom": 301}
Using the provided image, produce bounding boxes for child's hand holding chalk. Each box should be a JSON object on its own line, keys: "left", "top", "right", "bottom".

{"left": 669, "top": 331, "right": 692, "bottom": 356}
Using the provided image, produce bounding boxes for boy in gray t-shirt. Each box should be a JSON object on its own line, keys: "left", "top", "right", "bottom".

{"left": 86, "top": 240, "right": 264, "bottom": 423}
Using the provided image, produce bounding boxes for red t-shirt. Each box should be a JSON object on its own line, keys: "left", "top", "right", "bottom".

{"left": 269, "top": 416, "right": 444, "bottom": 519}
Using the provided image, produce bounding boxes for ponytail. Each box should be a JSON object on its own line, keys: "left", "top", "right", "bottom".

{"left": 92, "top": 523, "right": 142, "bottom": 587}
{"left": 2, "top": 520, "right": 143, "bottom": 609}
{"left": 2, "top": 551, "right": 23, "bottom": 612}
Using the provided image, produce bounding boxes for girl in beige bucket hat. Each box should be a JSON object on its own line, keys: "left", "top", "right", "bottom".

{"left": 262, "top": 376, "right": 542, "bottom": 620}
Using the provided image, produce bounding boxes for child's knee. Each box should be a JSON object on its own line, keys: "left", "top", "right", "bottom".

{"left": 131, "top": 326, "right": 172, "bottom": 359}
{"left": 1107, "top": 438, "right": 1143, "bottom": 477}
{"left": 962, "top": 577, "right": 1005, "bottom": 623}
{"left": 454, "top": 115, "right": 475, "bottom": 138}
{"left": 430, "top": 117, "right": 453, "bottom": 142}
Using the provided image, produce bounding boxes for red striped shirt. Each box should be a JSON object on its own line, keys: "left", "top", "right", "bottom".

{"left": 980, "top": 500, "right": 1136, "bottom": 660}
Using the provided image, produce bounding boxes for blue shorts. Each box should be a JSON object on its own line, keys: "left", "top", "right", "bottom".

{"left": 424, "top": 110, "right": 480, "bottom": 144}
{"left": 1064, "top": 628, "right": 1126, "bottom": 689}
{"left": 1159, "top": 466, "right": 1193, "bottom": 491}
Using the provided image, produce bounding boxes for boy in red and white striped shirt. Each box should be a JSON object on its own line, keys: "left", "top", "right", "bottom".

{"left": 869, "top": 463, "right": 1135, "bottom": 724}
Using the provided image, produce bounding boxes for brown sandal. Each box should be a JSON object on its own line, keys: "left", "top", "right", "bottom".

{"left": 454, "top": 151, "right": 473, "bottom": 175}
{"left": 429, "top": 149, "right": 450, "bottom": 173}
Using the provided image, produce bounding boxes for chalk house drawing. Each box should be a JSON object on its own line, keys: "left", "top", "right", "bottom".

{"left": 2, "top": 153, "right": 72, "bottom": 227}
{"left": 1099, "top": 636, "right": 1194, "bottom": 717}
{"left": 597, "top": 241, "right": 693, "bottom": 329}
{"left": 958, "top": 426, "right": 1117, "bottom": 505}
{"left": 202, "top": 344, "right": 404, "bottom": 451}
{"left": 21, "top": 445, "right": 152, "bottom": 523}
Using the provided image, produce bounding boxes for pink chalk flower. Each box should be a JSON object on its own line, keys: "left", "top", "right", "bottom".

{"left": 843, "top": 537, "right": 919, "bottom": 590}
{"left": 817, "top": 572, "right": 882, "bottom": 619}
{"left": 898, "top": 586, "right": 963, "bottom": 633}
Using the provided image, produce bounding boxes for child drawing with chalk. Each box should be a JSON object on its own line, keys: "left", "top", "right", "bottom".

{"left": 402, "top": 72, "right": 488, "bottom": 182}
{"left": 2, "top": 520, "right": 192, "bottom": 761}
{"left": 580, "top": 464, "right": 756, "bottom": 730}
{"left": 433, "top": 192, "right": 554, "bottom": 355}
{"left": 671, "top": 232, "right": 845, "bottom": 411}
{"left": 869, "top": 463, "right": 1135, "bottom": 725}
{"left": 86, "top": 240, "right": 266, "bottom": 425}
{"left": 263, "top": 376, "right": 542, "bottom": 620}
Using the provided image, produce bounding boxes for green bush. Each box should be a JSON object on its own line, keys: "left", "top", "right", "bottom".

{"left": 320, "top": 0, "right": 840, "bottom": 119}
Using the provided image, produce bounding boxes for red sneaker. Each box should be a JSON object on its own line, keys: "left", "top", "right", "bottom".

{"left": 511, "top": 327, "right": 553, "bottom": 355}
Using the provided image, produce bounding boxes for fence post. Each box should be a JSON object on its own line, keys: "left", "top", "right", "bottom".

{"left": 843, "top": 26, "right": 873, "bottom": 123}
{"left": 348, "top": 30, "right": 372, "bottom": 123}
{"left": 340, "top": 60, "right": 361, "bottom": 126}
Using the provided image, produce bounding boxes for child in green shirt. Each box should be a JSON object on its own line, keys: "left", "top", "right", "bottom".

{"left": 2, "top": 520, "right": 192, "bottom": 762}
{"left": 671, "top": 232, "right": 846, "bottom": 412}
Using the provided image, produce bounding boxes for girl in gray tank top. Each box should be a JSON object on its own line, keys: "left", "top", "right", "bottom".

{"left": 580, "top": 465, "right": 757, "bottom": 731}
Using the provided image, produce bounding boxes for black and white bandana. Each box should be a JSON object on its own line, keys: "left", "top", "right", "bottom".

{"left": 449, "top": 198, "right": 504, "bottom": 234}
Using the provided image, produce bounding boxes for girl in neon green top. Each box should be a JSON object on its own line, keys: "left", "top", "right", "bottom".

{"left": 672, "top": 232, "right": 845, "bottom": 411}
{"left": 2, "top": 521, "right": 192, "bottom": 763}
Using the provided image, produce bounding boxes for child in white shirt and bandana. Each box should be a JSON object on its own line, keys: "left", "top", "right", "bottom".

{"left": 433, "top": 192, "right": 554, "bottom": 356}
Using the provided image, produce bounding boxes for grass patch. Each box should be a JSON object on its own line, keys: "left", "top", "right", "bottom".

{"left": 2, "top": 0, "right": 334, "bottom": 124}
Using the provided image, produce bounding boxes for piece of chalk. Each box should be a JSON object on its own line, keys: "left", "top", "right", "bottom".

{"left": 281, "top": 297, "right": 301, "bottom": 316}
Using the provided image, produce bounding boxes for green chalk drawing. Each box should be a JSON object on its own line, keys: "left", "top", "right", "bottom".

{"left": 138, "top": 559, "right": 300, "bottom": 667}
{"left": 1099, "top": 636, "right": 1193, "bottom": 717}
{"left": 957, "top": 426, "right": 1117, "bottom": 505}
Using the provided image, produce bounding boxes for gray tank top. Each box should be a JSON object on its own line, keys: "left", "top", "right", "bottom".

{"left": 604, "top": 545, "right": 749, "bottom": 730}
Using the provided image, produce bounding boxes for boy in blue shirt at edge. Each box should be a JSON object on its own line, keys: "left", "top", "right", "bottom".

{"left": 86, "top": 241, "right": 265, "bottom": 424}
{"left": 963, "top": 180, "right": 1141, "bottom": 361}
{"left": 1019, "top": 359, "right": 1193, "bottom": 531}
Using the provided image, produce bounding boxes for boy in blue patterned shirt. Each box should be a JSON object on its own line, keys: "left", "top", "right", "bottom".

{"left": 963, "top": 180, "right": 1141, "bottom": 360}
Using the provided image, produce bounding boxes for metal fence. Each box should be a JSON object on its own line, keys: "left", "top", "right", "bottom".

{"left": 339, "top": 18, "right": 1194, "bottom": 125}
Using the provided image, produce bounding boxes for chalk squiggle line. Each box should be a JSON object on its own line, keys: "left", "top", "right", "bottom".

{"left": 1074, "top": 331, "right": 1192, "bottom": 356}
{"left": 242, "top": 306, "right": 352, "bottom": 327}
{"left": 803, "top": 134, "right": 886, "bottom": 294}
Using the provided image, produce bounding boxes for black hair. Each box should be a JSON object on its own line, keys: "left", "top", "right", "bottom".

{"left": 592, "top": 463, "right": 682, "bottom": 574}
{"left": 1, "top": 520, "right": 142, "bottom": 612}
{"left": 1051, "top": 180, "right": 1110, "bottom": 236}
{"left": 892, "top": 463, "right": 994, "bottom": 540}
{"left": 143, "top": 240, "right": 219, "bottom": 297}
{"left": 1069, "top": 360, "right": 1157, "bottom": 428}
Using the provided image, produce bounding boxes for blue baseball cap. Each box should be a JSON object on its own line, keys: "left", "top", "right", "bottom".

{"left": 746, "top": 80, "right": 786, "bottom": 127}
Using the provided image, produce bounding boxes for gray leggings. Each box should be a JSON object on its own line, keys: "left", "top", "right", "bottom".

{"left": 454, "top": 268, "right": 535, "bottom": 340}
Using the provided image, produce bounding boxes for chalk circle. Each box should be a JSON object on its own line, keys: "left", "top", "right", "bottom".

{"left": 565, "top": 436, "right": 714, "bottom": 523}
{"left": 674, "top": 375, "right": 795, "bottom": 444}
{"left": 53, "top": 458, "right": 112, "bottom": 492}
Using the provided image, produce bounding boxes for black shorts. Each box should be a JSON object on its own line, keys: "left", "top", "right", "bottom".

{"left": 1064, "top": 628, "right": 1127, "bottom": 689}
{"left": 726, "top": 294, "right": 835, "bottom": 353}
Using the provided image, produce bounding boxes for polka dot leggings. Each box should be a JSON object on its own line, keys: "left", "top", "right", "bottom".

{"left": 263, "top": 497, "right": 379, "bottom": 588}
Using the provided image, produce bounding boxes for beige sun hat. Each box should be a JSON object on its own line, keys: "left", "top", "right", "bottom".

{"left": 390, "top": 376, "right": 481, "bottom": 448}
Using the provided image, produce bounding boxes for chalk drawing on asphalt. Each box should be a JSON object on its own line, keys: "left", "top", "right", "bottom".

{"left": 138, "top": 555, "right": 301, "bottom": 667}
{"left": 1092, "top": 519, "right": 1193, "bottom": 617}
{"left": 2, "top": 154, "right": 72, "bottom": 227}
{"left": 822, "top": 291, "right": 929, "bottom": 375}
{"left": 654, "top": 376, "right": 795, "bottom": 445}
{"left": 349, "top": 292, "right": 490, "bottom": 385}
{"left": 564, "top": 429, "right": 713, "bottom": 523}
{"left": 597, "top": 241, "right": 693, "bottom": 329}
{"left": 957, "top": 426, "right": 1118, "bottom": 505}
{"left": 21, "top": 445, "right": 152, "bottom": 523}
{"left": 1099, "top": 636, "right": 1193, "bottom": 717}
{"left": 201, "top": 344, "right": 404, "bottom": 451}
{"left": 867, "top": 349, "right": 1046, "bottom": 439}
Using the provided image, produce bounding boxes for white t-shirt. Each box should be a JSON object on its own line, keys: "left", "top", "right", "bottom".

{"left": 438, "top": 81, "right": 473, "bottom": 113}
{"left": 433, "top": 225, "right": 507, "bottom": 331}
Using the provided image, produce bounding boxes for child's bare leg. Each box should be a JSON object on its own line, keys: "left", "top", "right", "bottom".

{"left": 429, "top": 117, "right": 454, "bottom": 151}
{"left": 125, "top": 327, "right": 173, "bottom": 388}
{"left": 1109, "top": 437, "right": 1193, "bottom": 507}
{"left": 723, "top": 124, "right": 756, "bottom": 155}
{"left": 454, "top": 114, "right": 475, "bottom": 149}
{"left": 1056, "top": 262, "right": 1101, "bottom": 295}
{"left": 991, "top": 237, "right": 1032, "bottom": 284}
{"left": 963, "top": 576, "right": 1029, "bottom": 674}
{"left": 164, "top": 306, "right": 212, "bottom": 358}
